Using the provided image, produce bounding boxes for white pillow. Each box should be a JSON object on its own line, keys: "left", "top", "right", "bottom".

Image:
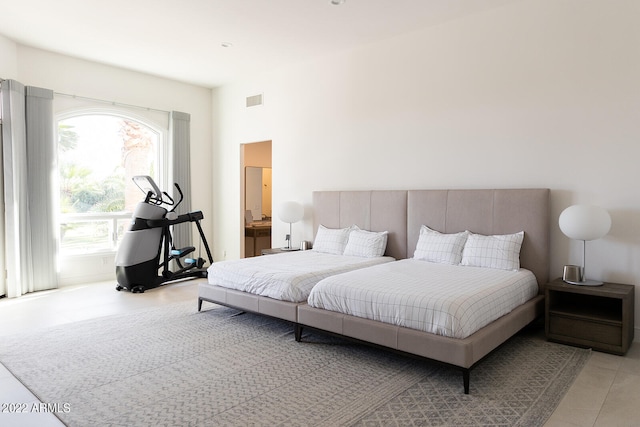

{"left": 460, "top": 231, "right": 525, "bottom": 271}
{"left": 413, "top": 225, "right": 469, "bottom": 265}
{"left": 312, "top": 225, "right": 354, "bottom": 255}
{"left": 343, "top": 229, "right": 389, "bottom": 258}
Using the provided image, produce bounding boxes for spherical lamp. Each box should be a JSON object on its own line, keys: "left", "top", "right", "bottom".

{"left": 278, "top": 201, "right": 304, "bottom": 250}
{"left": 559, "top": 205, "right": 611, "bottom": 286}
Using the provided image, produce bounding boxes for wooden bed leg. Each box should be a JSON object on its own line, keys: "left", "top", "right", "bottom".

{"left": 198, "top": 298, "right": 203, "bottom": 312}
{"left": 294, "top": 324, "right": 303, "bottom": 342}
{"left": 463, "top": 369, "right": 470, "bottom": 394}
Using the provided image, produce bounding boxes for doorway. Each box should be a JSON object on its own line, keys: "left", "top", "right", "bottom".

{"left": 241, "top": 141, "right": 272, "bottom": 257}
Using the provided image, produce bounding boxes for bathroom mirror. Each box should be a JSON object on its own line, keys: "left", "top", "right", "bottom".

{"left": 245, "top": 167, "right": 272, "bottom": 223}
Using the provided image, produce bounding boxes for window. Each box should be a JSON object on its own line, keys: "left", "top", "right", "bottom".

{"left": 57, "top": 113, "right": 163, "bottom": 255}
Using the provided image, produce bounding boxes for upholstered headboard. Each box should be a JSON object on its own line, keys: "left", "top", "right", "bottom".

{"left": 312, "top": 189, "right": 550, "bottom": 288}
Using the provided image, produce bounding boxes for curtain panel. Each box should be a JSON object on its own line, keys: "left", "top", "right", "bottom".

{"left": 170, "top": 111, "right": 192, "bottom": 251}
{"left": 1, "top": 80, "right": 57, "bottom": 298}
{"left": 26, "top": 86, "right": 57, "bottom": 292}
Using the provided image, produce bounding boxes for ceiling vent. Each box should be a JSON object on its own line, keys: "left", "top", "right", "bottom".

{"left": 246, "top": 94, "right": 263, "bottom": 108}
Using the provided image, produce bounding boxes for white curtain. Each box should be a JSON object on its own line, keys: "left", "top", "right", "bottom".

{"left": 170, "top": 111, "right": 192, "bottom": 250}
{"left": 1, "top": 80, "right": 57, "bottom": 298}
{"left": 26, "top": 86, "right": 57, "bottom": 291}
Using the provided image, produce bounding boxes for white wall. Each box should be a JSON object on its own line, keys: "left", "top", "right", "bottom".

{"left": 212, "top": 0, "right": 640, "bottom": 334}
{"left": 0, "top": 34, "right": 18, "bottom": 78}
{"left": 0, "top": 41, "right": 213, "bottom": 285}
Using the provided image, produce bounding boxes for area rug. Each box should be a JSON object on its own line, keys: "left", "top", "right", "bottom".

{"left": 0, "top": 301, "right": 590, "bottom": 426}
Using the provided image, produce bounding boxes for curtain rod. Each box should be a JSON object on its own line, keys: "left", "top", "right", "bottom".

{"left": 54, "top": 91, "right": 170, "bottom": 114}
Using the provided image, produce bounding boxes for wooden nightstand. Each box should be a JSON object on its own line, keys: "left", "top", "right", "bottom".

{"left": 261, "top": 248, "right": 300, "bottom": 255}
{"left": 545, "top": 278, "right": 635, "bottom": 355}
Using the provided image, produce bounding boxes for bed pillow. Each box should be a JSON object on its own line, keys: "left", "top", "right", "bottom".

{"left": 312, "top": 225, "right": 355, "bottom": 255}
{"left": 413, "top": 225, "right": 469, "bottom": 265}
{"left": 460, "top": 231, "right": 525, "bottom": 271}
{"left": 343, "top": 229, "right": 389, "bottom": 258}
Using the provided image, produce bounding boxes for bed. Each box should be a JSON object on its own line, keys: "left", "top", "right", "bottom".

{"left": 307, "top": 260, "right": 539, "bottom": 339}
{"left": 198, "top": 250, "right": 394, "bottom": 320}
{"left": 198, "top": 191, "right": 405, "bottom": 321}
{"left": 295, "top": 188, "right": 550, "bottom": 394}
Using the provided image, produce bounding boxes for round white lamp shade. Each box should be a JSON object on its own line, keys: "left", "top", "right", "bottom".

{"left": 278, "top": 201, "right": 304, "bottom": 223}
{"left": 559, "top": 205, "right": 611, "bottom": 241}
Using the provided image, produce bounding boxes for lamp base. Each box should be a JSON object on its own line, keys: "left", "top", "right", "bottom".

{"left": 564, "top": 279, "right": 604, "bottom": 286}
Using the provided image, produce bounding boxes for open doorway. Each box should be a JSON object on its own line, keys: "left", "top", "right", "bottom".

{"left": 241, "top": 141, "right": 272, "bottom": 257}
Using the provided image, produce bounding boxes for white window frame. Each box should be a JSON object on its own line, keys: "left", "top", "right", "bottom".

{"left": 55, "top": 106, "right": 169, "bottom": 285}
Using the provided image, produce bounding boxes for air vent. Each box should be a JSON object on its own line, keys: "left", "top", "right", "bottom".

{"left": 246, "top": 94, "right": 263, "bottom": 108}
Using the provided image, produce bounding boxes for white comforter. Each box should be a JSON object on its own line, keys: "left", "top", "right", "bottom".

{"left": 207, "top": 250, "right": 395, "bottom": 303}
{"left": 307, "top": 259, "right": 539, "bottom": 338}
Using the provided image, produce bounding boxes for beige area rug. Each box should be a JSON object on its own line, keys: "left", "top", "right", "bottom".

{"left": 0, "top": 301, "right": 590, "bottom": 426}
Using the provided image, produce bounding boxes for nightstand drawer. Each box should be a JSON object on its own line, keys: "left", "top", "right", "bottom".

{"left": 548, "top": 315, "right": 621, "bottom": 346}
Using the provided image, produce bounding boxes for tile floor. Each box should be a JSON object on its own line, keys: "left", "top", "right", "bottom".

{"left": 0, "top": 279, "right": 638, "bottom": 427}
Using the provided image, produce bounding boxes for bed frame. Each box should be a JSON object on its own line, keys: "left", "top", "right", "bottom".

{"left": 296, "top": 189, "right": 550, "bottom": 394}
{"left": 199, "top": 188, "right": 550, "bottom": 394}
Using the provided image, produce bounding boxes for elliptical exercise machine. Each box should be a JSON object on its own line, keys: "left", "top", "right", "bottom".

{"left": 115, "top": 175, "right": 213, "bottom": 293}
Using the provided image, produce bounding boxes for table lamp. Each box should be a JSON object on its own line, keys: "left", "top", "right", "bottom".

{"left": 278, "top": 201, "right": 304, "bottom": 250}
{"left": 558, "top": 204, "right": 611, "bottom": 286}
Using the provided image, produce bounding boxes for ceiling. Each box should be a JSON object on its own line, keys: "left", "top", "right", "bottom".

{"left": 0, "top": 0, "right": 518, "bottom": 88}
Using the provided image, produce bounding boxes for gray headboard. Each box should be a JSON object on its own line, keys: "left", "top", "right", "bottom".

{"left": 312, "top": 189, "right": 550, "bottom": 288}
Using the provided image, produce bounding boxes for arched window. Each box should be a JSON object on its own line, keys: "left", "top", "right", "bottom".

{"left": 57, "top": 112, "right": 165, "bottom": 255}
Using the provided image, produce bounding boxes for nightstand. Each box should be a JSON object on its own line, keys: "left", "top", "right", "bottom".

{"left": 545, "top": 278, "right": 635, "bottom": 355}
{"left": 261, "top": 248, "right": 300, "bottom": 255}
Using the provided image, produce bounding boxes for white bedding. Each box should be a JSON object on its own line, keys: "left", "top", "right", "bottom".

{"left": 206, "top": 250, "right": 395, "bottom": 303}
{"left": 307, "top": 259, "right": 539, "bottom": 338}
